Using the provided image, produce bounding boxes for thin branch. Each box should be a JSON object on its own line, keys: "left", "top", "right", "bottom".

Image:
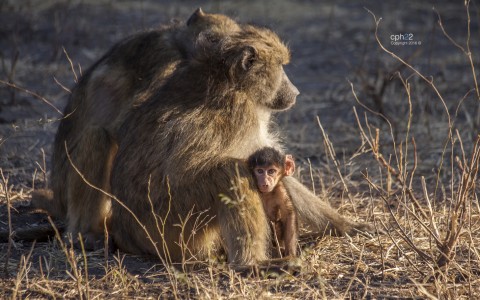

{"left": 0, "top": 79, "right": 63, "bottom": 116}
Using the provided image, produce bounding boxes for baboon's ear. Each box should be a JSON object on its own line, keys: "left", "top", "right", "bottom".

{"left": 197, "top": 31, "right": 220, "bottom": 48}
{"left": 240, "top": 46, "right": 257, "bottom": 70}
{"left": 284, "top": 155, "right": 295, "bottom": 176}
{"left": 187, "top": 8, "right": 205, "bottom": 26}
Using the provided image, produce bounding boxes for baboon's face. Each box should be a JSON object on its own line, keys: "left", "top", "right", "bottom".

{"left": 265, "top": 70, "right": 299, "bottom": 111}
{"left": 231, "top": 26, "right": 299, "bottom": 112}
{"left": 194, "top": 25, "right": 298, "bottom": 112}
{"left": 248, "top": 60, "right": 299, "bottom": 112}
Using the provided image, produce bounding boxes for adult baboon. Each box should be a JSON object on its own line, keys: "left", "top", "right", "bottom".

{"left": 32, "top": 9, "right": 241, "bottom": 247}
{"left": 110, "top": 25, "right": 371, "bottom": 265}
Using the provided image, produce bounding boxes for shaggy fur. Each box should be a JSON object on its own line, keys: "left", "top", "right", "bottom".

{"left": 32, "top": 9, "right": 242, "bottom": 247}
{"left": 110, "top": 26, "right": 297, "bottom": 264}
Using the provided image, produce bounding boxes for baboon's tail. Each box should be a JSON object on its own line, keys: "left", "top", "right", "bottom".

{"left": 31, "top": 189, "right": 65, "bottom": 220}
{"left": 0, "top": 223, "right": 65, "bottom": 243}
{"left": 0, "top": 189, "right": 66, "bottom": 243}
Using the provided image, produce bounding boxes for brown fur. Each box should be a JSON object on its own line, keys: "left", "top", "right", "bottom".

{"left": 248, "top": 147, "right": 298, "bottom": 257}
{"left": 110, "top": 25, "right": 297, "bottom": 264}
{"left": 262, "top": 181, "right": 297, "bottom": 257}
{"left": 31, "top": 9, "right": 242, "bottom": 247}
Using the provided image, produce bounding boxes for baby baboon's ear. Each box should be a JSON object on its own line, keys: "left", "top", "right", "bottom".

{"left": 187, "top": 8, "right": 205, "bottom": 26}
{"left": 284, "top": 155, "right": 295, "bottom": 176}
{"left": 240, "top": 46, "right": 257, "bottom": 70}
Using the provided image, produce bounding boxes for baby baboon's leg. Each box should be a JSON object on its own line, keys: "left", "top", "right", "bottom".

{"left": 283, "top": 212, "right": 298, "bottom": 257}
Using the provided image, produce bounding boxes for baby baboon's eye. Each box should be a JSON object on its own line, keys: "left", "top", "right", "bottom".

{"left": 267, "top": 169, "right": 277, "bottom": 176}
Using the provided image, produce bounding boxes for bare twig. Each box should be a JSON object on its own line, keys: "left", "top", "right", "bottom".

{"left": 77, "top": 235, "right": 90, "bottom": 299}
{"left": 50, "top": 218, "right": 85, "bottom": 300}
{"left": 63, "top": 47, "right": 79, "bottom": 83}
{"left": 317, "top": 116, "right": 357, "bottom": 213}
{"left": 362, "top": 173, "right": 433, "bottom": 262}
{"left": 353, "top": 106, "right": 428, "bottom": 219}
{"left": 343, "top": 243, "right": 365, "bottom": 298}
{"left": 53, "top": 76, "right": 72, "bottom": 94}
{"left": 1, "top": 170, "right": 13, "bottom": 277}
{"left": 365, "top": 9, "right": 452, "bottom": 129}
{"left": 6, "top": 50, "right": 19, "bottom": 104}
{"left": 12, "top": 241, "right": 36, "bottom": 299}
{"left": 0, "top": 79, "right": 63, "bottom": 115}
{"left": 437, "top": 135, "right": 480, "bottom": 268}
{"left": 434, "top": 4, "right": 479, "bottom": 102}
{"left": 34, "top": 148, "right": 48, "bottom": 189}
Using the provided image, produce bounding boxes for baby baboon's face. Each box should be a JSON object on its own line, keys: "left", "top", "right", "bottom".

{"left": 253, "top": 164, "right": 283, "bottom": 193}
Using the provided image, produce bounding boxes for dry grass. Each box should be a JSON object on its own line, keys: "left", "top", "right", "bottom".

{"left": 1, "top": 0, "right": 480, "bottom": 298}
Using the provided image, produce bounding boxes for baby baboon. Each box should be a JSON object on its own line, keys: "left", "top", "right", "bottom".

{"left": 247, "top": 147, "right": 298, "bottom": 257}
{"left": 32, "top": 9, "right": 241, "bottom": 247}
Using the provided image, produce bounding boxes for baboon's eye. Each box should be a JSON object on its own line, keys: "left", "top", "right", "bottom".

{"left": 255, "top": 169, "right": 264, "bottom": 175}
{"left": 267, "top": 169, "right": 277, "bottom": 176}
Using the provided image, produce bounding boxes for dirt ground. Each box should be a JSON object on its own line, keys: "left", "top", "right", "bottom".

{"left": 1, "top": 0, "right": 480, "bottom": 298}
